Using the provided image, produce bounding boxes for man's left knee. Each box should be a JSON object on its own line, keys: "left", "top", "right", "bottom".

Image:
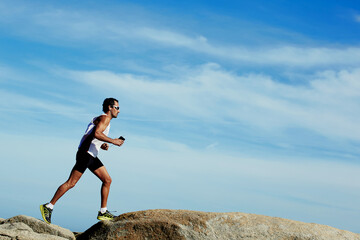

{"left": 103, "top": 176, "right": 112, "bottom": 185}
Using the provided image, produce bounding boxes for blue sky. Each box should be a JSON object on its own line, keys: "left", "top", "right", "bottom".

{"left": 1, "top": 0, "right": 360, "bottom": 233}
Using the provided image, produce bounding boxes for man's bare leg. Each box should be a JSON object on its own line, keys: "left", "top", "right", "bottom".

{"left": 50, "top": 168, "right": 83, "bottom": 205}
{"left": 40, "top": 168, "right": 83, "bottom": 224}
{"left": 93, "top": 166, "right": 112, "bottom": 208}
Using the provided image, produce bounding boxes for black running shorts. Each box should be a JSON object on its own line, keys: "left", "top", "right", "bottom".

{"left": 73, "top": 150, "right": 104, "bottom": 173}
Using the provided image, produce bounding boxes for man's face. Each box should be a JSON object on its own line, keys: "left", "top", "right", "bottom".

{"left": 110, "top": 101, "right": 120, "bottom": 118}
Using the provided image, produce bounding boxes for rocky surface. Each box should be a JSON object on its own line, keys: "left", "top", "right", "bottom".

{"left": 77, "top": 209, "right": 360, "bottom": 240}
{"left": 1, "top": 210, "right": 359, "bottom": 240}
{"left": 0, "top": 215, "right": 75, "bottom": 240}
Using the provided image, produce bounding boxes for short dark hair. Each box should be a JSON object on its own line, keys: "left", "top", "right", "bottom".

{"left": 102, "top": 98, "right": 118, "bottom": 113}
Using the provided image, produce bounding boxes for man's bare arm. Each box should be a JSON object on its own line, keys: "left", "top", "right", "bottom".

{"left": 94, "top": 115, "right": 123, "bottom": 146}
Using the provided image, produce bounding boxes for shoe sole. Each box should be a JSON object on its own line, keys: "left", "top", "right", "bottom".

{"left": 97, "top": 216, "right": 114, "bottom": 221}
{"left": 40, "top": 205, "right": 51, "bottom": 224}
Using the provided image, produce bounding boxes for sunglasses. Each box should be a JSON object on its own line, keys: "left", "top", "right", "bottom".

{"left": 112, "top": 106, "right": 120, "bottom": 110}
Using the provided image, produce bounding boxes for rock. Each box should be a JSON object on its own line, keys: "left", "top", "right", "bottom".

{"left": 77, "top": 209, "right": 360, "bottom": 240}
{"left": 0, "top": 215, "right": 75, "bottom": 240}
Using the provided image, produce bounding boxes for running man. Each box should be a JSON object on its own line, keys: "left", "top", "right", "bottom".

{"left": 40, "top": 98, "right": 124, "bottom": 224}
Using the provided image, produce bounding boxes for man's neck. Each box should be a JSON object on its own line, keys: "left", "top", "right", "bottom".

{"left": 105, "top": 111, "right": 113, "bottom": 119}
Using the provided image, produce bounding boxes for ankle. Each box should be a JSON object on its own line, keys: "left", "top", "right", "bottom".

{"left": 100, "top": 207, "right": 107, "bottom": 214}
{"left": 46, "top": 203, "right": 54, "bottom": 210}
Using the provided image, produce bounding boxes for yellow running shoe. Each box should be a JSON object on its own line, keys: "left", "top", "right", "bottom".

{"left": 40, "top": 204, "right": 53, "bottom": 224}
{"left": 97, "top": 210, "right": 115, "bottom": 220}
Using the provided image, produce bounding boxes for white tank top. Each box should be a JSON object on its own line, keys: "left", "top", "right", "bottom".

{"left": 78, "top": 114, "right": 110, "bottom": 157}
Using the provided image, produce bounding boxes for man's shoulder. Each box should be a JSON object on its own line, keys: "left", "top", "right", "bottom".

{"left": 96, "top": 114, "right": 111, "bottom": 124}
{"left": 93, "top": 114, "right": 110, "bottom": 125}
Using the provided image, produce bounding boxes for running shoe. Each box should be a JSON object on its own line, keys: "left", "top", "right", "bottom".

{"left": 97, "top": 210, "right": 115, "bottom": 220}
{"left": 40, "top": 203, "right": 53, "bottom": 224}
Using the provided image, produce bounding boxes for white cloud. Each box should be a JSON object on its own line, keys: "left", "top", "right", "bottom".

{"left": 138, "top": 27, "right": 208, "bottom": 48}
{"left": 63, "top": 64, "right": 360, "bottom": 141}
{"left": 1, "top": 1, "right": 360, "bottom": 67}
{"left": 133, "top": 28, "right": 360, "bottom": 67}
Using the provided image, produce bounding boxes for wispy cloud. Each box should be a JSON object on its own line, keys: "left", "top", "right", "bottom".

{"left": 136, "top": 28, "right": 360, "bottom": 67}
{"left": 0, "top": 89, "right": 89, "bottom": 121}
{"left": 1, "top": 1, "right": 360, "bottom": 68}
{"left": 205, "top": 142, "right": 219, "bottom": 150}
{"left": 62, "top": 64, "right": 360, "bottom": 141}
